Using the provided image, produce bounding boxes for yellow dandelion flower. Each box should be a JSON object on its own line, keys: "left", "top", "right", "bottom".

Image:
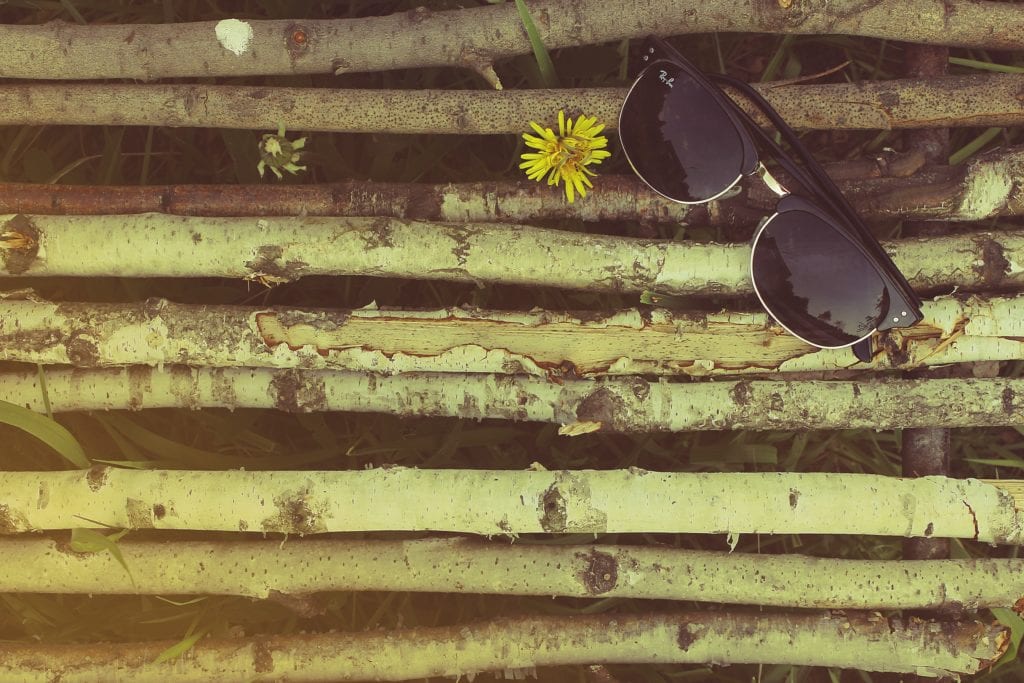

{"left": 519, "top": 110, "right": 611, "bottom": 203}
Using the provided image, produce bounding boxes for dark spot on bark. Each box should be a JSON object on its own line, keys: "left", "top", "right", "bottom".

{"left": 539, "top": 484, "right": 567, "bottom": 532}
{"left": 245, "top": 245, "right": 296, "bottom": 281}
{"left": 270, "top": 370, "right": 327, "bottom": 413}
{"left": 86, "top": 466, "right": 109, "bottom": 492}
{"left": 789, "top": 489, "right": 800, "bottom": 509}
{"left": 253, "top": 640, "right": 274, "bottom": 674}
{"left": 191, "top": 231, "right": 203, "bottom": 243}
{"left": 65, "top": 331, "right": 100, "bottom": 366}
{"left": 1003, "top": 386, "right": 1016, "bottom": 415}
{"left": 975, "top": 238, "right": 1010, "bottom": 286}
{"left": 448, "top": 225, "right": 478, "bottom": 267}
{"left": 152, "top": 504, "right": 166, "bottom": 520}
{"left": 880, "top": 334, "right": 910, "bottom": 367}
{"left": 574, "top": 387, "right": 625, "bottom": 430}
{"left": 263, "top": 488, "right": 326, "bottom": 535}
{"left": 126, "top": 498, "right": 154, "bottom": 529}
{"left": 730, "top": 381, "right": 753, "bottom": 406}
{"left": 629, "top": 377, "right": 650, "bottom": 402}
{"left": 362, "top": 217, "right": 394, "bottom": 249}
{"left": 853, "top": 384, "right": 861, "bottom": 398}
{"left": 404, "top": 185, "right": 444, "bottom": 220}
{"left": 285, "top": 24, "right": 310, "bottom": 60}
{"left": 0, "top": 504, "right": 19, "bottom": 532}
{"left": 770, "top": 392, "right": 784, "bottom": 411}
{"left": 0, "top": 215, "right": 40, "bottom": 275}
{"left": 496, "top": 517, "right": 512, "bottom": 534}
{"left": 238, "top": 518, "right": 250, "bottom": 532}
{"left": 878, "top": 90, "right": 900, "bottom": 110}
{"left": 676, "top": 624, "right": 702, "bottom": 651}
{"left": 125, "top": 30, "right": 135, "bottom": 44}
{"left": 578, "top": 549, "right": 618, "bottom": 594}
{"left": 924, "top": 522, "right": 934, "bottom": 537}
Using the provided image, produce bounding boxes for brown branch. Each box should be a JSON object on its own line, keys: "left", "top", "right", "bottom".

{"left": 1, "top": 0, "right": 1020, "bottom": 80}
{"left": 1, "top": 146, "right": 1021, "bottom": 224}
{"left": 0, "top": 75, "right": 1021, "bottom": 133}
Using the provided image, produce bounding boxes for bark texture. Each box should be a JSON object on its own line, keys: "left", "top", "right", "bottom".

{"left": 3, "top": 213, "right": 1021, "bottom": 296}
{"left": 1, "top": 296, "right": 1022, "bottom": 377}
{"left": 1, "top": 0, "right": 1020, "bottom": 80}
{"left": 1, "top": 468, "right": 1022, "bottom": 543}
{"left": 0, "top": 75, "right": 1021, "bottom": 132}
{"left": 0, "top": 612, "right": 1005, "bottom": 681}
{"left": 5, "top": 536, "right": 1024, "bottom": 611}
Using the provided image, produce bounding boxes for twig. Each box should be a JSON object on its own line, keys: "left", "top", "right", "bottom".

{"left": 2, "top": 212, "right": 1021, "bottom": 296}
{"left": 0, "top": 611, "right": 1005, "bottom": 680}
{"left": 0, "top": 366, "right": 1019, "bottom": 432}
{"left": 2, "top": 0, "right": 1021, "bottom": 79}
{"left": 5, "top": 536, "right": 1024, "bottom": 610}
{"left": 0, "top": 75, "right": 1021, "bottom": 132}
{"left": 1, "top": 296, "right": 1020, "bottom": 377}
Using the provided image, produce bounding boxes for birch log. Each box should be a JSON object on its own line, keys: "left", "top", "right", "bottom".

{"left": 2, "top": 296, "right": 1022, "bottom": 377}
{"left": 1, "top": 367, "right": 1020, "bottom": 431}
{"left": 1, "top": 145, "right": 1021, "bottom": 222}
{"left": 3, "top": 213, "right": 1022, "bottom": 295}
{"left": 7, "top": 536, "right": 1024, "bottom": 611}
{"left": 2, "top": 468, "right": 1022, "bottom": 543}
{"left": 1, "top": 75, "right": 1022, "bottom": 132}
{"left": 1, "top": 0, "right": 1020, "bottom": 81}
{"left": 0, "top": 612, "right": 1005, "bottom": 681}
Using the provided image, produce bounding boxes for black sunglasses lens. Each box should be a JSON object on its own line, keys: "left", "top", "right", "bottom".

{"left": 751, "top": 209, "right": 889, "bottom": 347}
{"left": 620, "top": 61, "right": 746, "bottom": 203}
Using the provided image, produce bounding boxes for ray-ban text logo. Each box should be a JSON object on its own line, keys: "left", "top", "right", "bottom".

{"left": 658, "top": 70, "right": 674, "bottom": 87}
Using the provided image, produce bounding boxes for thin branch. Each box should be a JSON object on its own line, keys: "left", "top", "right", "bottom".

{"left": 2, "top": 295, "right": 1022, "bottom": 377}
{"left": 1, "top": 0, "right": 1021, "bottom": 80}
{"left": 0, "top": 146, "right": 1022, "bottom": 223}
{"left": 2, "top": 213, "right": 1021, "bottom": 296}
{"left": 0, "top": 367, "right": 1020, "bottom": 431}
{"left": 0, "top": 75, "right": 1022, "bottom": 132}
{"left": 3, "top": 468, "right": 1024, "bottom": 543}
{"left": 0, "top": 612, "right": 1005, "bottom": 680}
{"left": 6, "top": 536, "right": 1024, "bottom": 611}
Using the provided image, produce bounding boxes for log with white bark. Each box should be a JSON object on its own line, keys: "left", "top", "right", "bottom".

{"left": 6, "top": 536, "right": 1024, "bottom": 611}
{"left": 0, "top": 611, "right": 1005, "bottom": 681}
{"left": 2, "top": 468, "right": 1022, "bottom": 543}
{"left": 2, "top": 295, "right": 1021, "bottom": 377}
{"left": 1, "top": 0, "right": 1019, "bottom": 81}
{"left": 1, "top": 367, "right": 1020, "bottom": 431}
{"left": 2, "top": 213, "right": 1021, "bottom": 295}
{"left": 0, "top": 75, "right": 1021, "bottom": 132}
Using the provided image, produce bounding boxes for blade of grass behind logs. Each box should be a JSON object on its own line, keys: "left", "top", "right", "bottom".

{"left": 513, "top": 0, "right": 560, "bottom": 87}
{"left": 0, "top": 399, "right": 89, "bottom": 469}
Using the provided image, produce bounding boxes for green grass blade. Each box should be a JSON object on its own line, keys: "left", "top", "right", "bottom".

{"left": 949, "top": 56, "right": 1024, "bottom": 74}
{"left": 70, "top": 528, "right": 134, "bottom": 584}
{"left": 949, "top": 126, "right": 1003, "bottom": 165}
{"left": 513, "top": 0, "right": 560, "bottom": 88}
{"left": 0, "top": 399, "right": 89, "bottom": 469}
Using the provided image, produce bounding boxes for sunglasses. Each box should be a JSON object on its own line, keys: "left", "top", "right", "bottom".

{"left": 618, "top": 36, "right": 923, "bottom": 362}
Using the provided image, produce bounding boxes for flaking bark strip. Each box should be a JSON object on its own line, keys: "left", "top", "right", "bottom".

{"left": 3, "top": 296, "right": 1023, "bottom": 377}
{"left": 8, "top": 536, "right": 1024, "bottom": 610}
{"left": 1, "top": 366, "right": 1022, "bottom": 432}
{"left": 0, "top": 611, "right": 1004, "bottom": 680}
{"left": 1, "top": 469, "right": 1022, "bottom": 544}
{"left": 4, "top": 213, "right": 1023, "bottom": 297}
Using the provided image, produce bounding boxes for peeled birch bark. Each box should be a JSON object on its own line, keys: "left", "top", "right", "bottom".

{"left": 1, "top": 367, "right": 1020, "bottom": 431}
{"left": 0, "top": 612, "right": 1005, "bottom": 681}
{"left": 3, "top": 213, "right": 1022, "bottom": 295}
{"left": 1, "top": 0, "right": 1019, "bottom": 80}
{"left": 7, "top": 536, "right": 1024, "bottom": 611}
{"left": 2, "top": 468, "right": 1022, "bottom": 543}
{"left": 2, "top": 295, "right": 1022, "bottom": 377}
{"left": 1, "top": 76, "right": 1021, "bottom": 133}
